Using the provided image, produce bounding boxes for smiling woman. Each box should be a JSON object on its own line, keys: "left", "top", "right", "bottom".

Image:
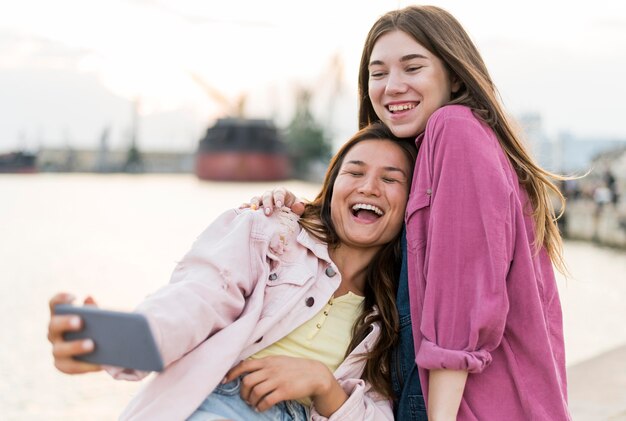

{"left": 330, "top": 140, "right": 411, "bottom": 255}
{"left": 367, "top": 30, "right": 461, "bottom": 139}
{"left": 252, "top": 5, "right": 577, "bottom": 420}
{"left": 47, "top": 122, "right": 417, "bottom": 421}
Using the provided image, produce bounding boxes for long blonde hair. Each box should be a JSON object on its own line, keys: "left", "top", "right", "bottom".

{"left": 358, "top": 5, "right": 568, "bottom": 272}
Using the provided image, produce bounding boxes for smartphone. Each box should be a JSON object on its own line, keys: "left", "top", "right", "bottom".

{"left": 54, "top": 304, "right": 164, "bottom": 372}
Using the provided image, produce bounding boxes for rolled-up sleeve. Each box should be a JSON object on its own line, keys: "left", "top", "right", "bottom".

{"left": 415, "top": 111, "right": 514, "bottom": 374}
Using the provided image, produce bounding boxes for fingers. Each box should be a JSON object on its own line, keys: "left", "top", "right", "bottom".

{"left": 285, "top": 193, "right": 306, "bottom": 216}
{"left": 248, "top": 196, "right": 260, "bottom": 211}
{"left": 238, "top": 368, "right": 285, "bottom": 411}
{"left": 52, "top": 336, "right": 94, "bottom": 359}
{"left": 48, "top": 292, "right": 102, "bottom": 375}
{"left": 48, "top": 293, "right": 98, "bottom": 344}
{"left": 50, "top": 327, "right": 101, "bottom": 374}
{"left": 83, "top": 296, "right": 98, "bottom": 306}
{"left": 224, "top": 359, "right": 260, "bottom": 383}
{"left": 242, "top": 188, "right": 305, "bottom": 217}
{"left": 239, "top": 370, "right": 268, "bottom": 405}
{"left": 255, "top": 391, "right": 283, "bottom": 412}
{"left": 263, "top": 188, "right": 305, "bottom": 216}
{"left": 272, "top": 187, "right": 287, "bottom": 209}
{"left": 291, "top": 201, "right": 306, "bottom": 216}
{"left": 48, "top": 292, "right": 81, "bottom": 345}
{"left": 243, "top": 377, "right": 286, "bottom": 412}
{"left": 49, "top": 292, "right": 75, "bottom": 316}
{"left": 226, "top": 359, "right": 280, "bottom": 410}
{"left": 261, "top": 191, "right": 274, "bottom": 216}
{"left": 241, "top": 374, "right": 276, "bottom": 409}
{"left": 47, "top": 313, "right": 81, "bottom": 343}
{"left": 54, "top": 355, "right": 102, "bottom": 374}
{"left": 223, "top": 363, "right": 244, "bottom": 384}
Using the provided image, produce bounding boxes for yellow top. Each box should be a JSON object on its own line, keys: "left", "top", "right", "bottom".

{"left": 250, "top": 291, "right": 365, "bottom": 406}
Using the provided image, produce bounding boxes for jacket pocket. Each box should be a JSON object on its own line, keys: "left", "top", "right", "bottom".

{"left": 261, "top": 263, "right": 314, "bottom": 317}
{"left": 405, "top": 194, "right": 431, "bottom": 251}
{"left": 266, "top": 263, "right": 312, "bottom": 287}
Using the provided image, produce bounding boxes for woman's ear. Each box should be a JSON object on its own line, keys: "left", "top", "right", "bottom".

{"left": 451, "top": 75, "right": 462, "bottom": 94}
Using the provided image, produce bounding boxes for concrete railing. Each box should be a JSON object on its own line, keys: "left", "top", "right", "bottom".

{"left": 563, "top": 200, "right": 626, "bottom": 248}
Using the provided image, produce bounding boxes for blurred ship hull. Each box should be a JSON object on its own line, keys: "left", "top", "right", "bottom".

{"left": 0, "top": 151, "right": 37, "bottom": 173}
{"left": 196, "top": 152, "right": 290, "bottom": 181}
{"left": 195, "top": 118, "right": 291, "bottom": 181}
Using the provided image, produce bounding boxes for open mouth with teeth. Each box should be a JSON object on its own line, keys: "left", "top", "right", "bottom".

{"left": 351, "top": 203, "right": 384, "bottom": 222}
{"left": 387, "top": 103, "right": 418, "bottom": 113}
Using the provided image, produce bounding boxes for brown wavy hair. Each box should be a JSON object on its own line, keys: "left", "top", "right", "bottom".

{"left": 299, "top": 122, "right": 417, "bottom": 398}
{"left": 358, "top": 6, "right": 568, "bottom": 272}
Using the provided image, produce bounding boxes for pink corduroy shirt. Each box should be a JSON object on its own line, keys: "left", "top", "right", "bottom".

{"left": 405, "top": 105, "right": 571, "bottom": 420}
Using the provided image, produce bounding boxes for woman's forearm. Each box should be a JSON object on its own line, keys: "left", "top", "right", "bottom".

{"left": 428, "top": 368, "right": 468, "bottom": 421}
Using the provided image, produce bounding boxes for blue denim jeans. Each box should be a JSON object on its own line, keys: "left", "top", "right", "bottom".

{"left": 187, "top": 377, "right": 309, "bottom": 421}
{"left": 390, "top": 229, "right": 428, "bottom": 420}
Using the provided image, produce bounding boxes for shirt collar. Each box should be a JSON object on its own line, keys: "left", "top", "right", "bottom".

{"left": 296, "top": 227, "right": 333, "bottom": 265}
{"left": 415, "top": 132, "right": 425, "bottom": 149}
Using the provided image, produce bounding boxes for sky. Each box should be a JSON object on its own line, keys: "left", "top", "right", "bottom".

{"left": 1, "top": 0, "right": 625, "bottom": 153}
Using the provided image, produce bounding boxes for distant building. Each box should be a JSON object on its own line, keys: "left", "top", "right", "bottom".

{"left": 0, "top": 151, "right": 36, "bottom": 173}
{"left": 555, "top": 132, "right": 626, "bottom": 174}
{"left": 37, "top": 147, "right": 194, "bottom": 173}
{"left": 94, "top": 127, "right": 112, "bottom": 173}
{"left": 518, "top": 113, "right": 626, "bottom": 173}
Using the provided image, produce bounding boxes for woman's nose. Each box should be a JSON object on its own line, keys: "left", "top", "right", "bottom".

{"left": 385, "top": 71, "right": 408, "bottom": 96}
{"left": 357, "top": 176, "right": 381, "bottom": 196}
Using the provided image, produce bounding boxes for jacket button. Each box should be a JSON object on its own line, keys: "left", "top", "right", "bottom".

{"left": 255, "top": 336, "right": 263, "bottom": 343}
{"left": 426, "top": 188, "right": 432, "bottom": 195}
{"left": 305, "top": 297, "right": 315, "bottom": 307}
{"left": 325, "top": 267, "right": 336, "bottom": 277}
{"left": 268, "top": 273, "right": 278, "bottom": 281}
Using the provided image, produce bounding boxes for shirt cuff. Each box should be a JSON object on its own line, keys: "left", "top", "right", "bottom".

{"left": 310, "top": 378, "right": 392, "bottom": 421}
{"left": 310, "top": 378, "right": 364, "bottom": 421}
{"left": 416, "top": 338, "right": 492, "bottom": 373}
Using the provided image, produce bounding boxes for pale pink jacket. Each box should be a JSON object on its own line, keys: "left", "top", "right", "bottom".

{"left": 107, "top": 208, "right": 392, "bottom": 421}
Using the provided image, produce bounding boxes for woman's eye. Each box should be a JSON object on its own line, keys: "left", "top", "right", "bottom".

{"left": 369, "top": 71, "right": 386, "bottom": 78}
{"left": 406, "top": 65, "right": 422, "bottom": 72}
{"left": 382, "top": 177, "right": 398, "bottom": 183}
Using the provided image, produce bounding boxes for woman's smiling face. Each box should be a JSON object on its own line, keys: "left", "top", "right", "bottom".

{"left": 330, "top": 139, "right": 411, "bottom": 253}
{"left": 368, "top": 30, "right": 460, "bottom": 138}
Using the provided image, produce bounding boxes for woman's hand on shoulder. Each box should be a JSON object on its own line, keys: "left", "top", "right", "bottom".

{"left": 241, "top": 187, "right": 306, "bottom": 217}
{"left": 224, "top": 356, "right": 347, "bottom": 416}
{"left": 48, "top": 292, "right": 103, "bottom": 374}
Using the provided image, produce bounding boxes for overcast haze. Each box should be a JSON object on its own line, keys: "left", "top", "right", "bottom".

{"left": 1, "top": 0, "right": 625, "bottom": 153}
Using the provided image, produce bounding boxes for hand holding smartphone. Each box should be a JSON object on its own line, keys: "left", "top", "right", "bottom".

{"left": 54, "top": 304, "right": 164, "bottom": 372}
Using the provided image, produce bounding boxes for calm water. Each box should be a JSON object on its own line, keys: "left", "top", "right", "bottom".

{"left": 1, "top": 174, "right": 625, "bottom": 420}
